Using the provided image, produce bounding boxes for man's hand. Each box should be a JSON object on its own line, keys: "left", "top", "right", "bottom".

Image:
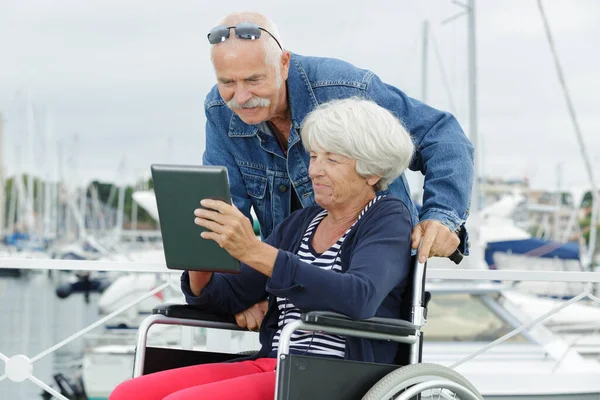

{"left": 411, "top": 220, "right": 460, "bottom": 263}
{"left": 235, "top": 300, "right": 269, "bottom": 331}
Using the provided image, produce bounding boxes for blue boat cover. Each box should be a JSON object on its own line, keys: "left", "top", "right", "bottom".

{"left": 485, "top": 238, "right": 580, "bottom": 268}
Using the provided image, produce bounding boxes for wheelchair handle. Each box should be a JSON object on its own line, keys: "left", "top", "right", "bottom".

{"left": 416, "top": 241, "right": 464, "bottom": 265}
{"left": 449, "top": 249, "right": 464, "bottom": 265}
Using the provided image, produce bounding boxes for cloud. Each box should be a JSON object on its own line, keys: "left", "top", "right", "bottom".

{"left": 0, "top": 0, "right": 598, "bottom": 192}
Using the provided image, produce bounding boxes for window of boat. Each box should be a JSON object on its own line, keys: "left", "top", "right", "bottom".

{"left": 421, "top": 293, "right": 527, "bottom": 342}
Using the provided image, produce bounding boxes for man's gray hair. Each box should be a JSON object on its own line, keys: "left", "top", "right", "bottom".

{"left": 211, "top": 12, "right": 283, "bottom": 68}
{"left": 301, "top": 98, "right": 415, "bottom": 191}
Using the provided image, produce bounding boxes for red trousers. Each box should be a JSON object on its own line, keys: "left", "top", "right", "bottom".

{"left": 109, "top": 358, "right": 277, "bottom": 400}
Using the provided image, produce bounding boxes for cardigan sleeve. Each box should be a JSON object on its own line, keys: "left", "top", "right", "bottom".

{"left": 181, "top": 208, "right": 312, "bottom": 314}
{"left": 266, "top": 200, "right": 412, "bottom": 320}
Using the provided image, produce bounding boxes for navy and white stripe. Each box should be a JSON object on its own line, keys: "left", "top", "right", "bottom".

{"left": 271, "top": 195, "right": 384, "bottom": 358}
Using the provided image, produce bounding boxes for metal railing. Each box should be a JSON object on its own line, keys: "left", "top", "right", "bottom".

{"left": 1, "top": 258, "right": 600, "bottom": 400}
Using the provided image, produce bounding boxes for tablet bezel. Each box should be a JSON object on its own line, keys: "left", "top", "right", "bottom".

{"left": 151, "top": 164, "right": 241, "bottom": 273}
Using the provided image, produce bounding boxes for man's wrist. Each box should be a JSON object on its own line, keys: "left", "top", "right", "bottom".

{"left": 418, "top": 209, "right": 462, "bottom": 233}
{"left": 453, "top": 224, "right": 464, "bottom": 236}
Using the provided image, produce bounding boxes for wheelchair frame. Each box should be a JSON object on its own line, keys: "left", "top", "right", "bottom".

{"left": 131, "top": 257, "right": 482, "bottom": 400}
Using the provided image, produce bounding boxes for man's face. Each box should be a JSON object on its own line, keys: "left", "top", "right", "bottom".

{"left": 212, "top": 41, "right": 287, "bottom": 125}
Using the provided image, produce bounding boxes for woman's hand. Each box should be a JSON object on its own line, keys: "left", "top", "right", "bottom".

{"left": 194, "top": 199, "right": 278, "bottom": 277}
{"left": 235, "top": 300, "right": 269, "bottom": 331}
{"left": 194, "top": 199, "right": 261, "bottom": 264}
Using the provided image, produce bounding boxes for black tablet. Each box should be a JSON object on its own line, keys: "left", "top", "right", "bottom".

{"left": 151, "top": 164, "right": 241, "bottom": 273}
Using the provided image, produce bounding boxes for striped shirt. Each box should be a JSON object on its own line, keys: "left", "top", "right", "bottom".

{"left": 270, "top": 196, "right": 384, "bottom": 358}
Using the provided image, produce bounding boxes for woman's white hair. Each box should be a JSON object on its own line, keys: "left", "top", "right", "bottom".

{"left": 301, "top": 98, "right": 415, "bottom": 191}
{"left": 211, "top": 12, "right": 283, "bottom": 73}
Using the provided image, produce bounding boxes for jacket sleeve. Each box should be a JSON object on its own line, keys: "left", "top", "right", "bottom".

{"left": 181, "top": 211, "right": 293, "bottom": 314}
{"left": 202, "top": 110, "right": 254, "bottom": 223}
{"left": 265, "top": 201, "right": 412, "bottom": 320}
{"left": 365, "top": 74, "right": 474, "bottom": 236}
{"left": 181, "top": 267, "right": 268, "bottom": 315}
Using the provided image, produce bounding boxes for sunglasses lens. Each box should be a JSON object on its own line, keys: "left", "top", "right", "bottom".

{"left": 207, "top": 25, "right": 230, "bottom": 44}
{"left": 234, "top": 22, "right": 261, "bottom": 40}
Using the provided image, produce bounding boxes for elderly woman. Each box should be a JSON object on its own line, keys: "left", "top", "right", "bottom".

{"left": 110, "top": 97, "right": 415, "bottom": 400}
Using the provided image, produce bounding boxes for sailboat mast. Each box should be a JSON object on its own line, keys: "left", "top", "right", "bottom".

{"left": 421, "top": 20, "right": 429, "bottom": 103}
{"left": 0, "top": 114, "right": 5, "bottom": 237}
{"left": 467, "top": 0, "right": 479, "bottom": 215}
{"left": 537, "top": 0, "right": 598, "bottom": 267}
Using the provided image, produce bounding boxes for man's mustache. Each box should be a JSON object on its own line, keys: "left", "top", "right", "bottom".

{"left": 226, "top": 97, "right": 271, "bottom": 109}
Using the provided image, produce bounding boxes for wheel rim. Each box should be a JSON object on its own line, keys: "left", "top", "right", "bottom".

{"left": 361, "top": 364, "right": 482, "bottom": 400}
{"left": 382, "top": 388, "right": 465, "bottom": 400}
{"left": 380, "top": 378, "right": 480, "bottom": 400}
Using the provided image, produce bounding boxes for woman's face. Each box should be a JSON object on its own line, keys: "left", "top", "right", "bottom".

{"left": 308, "top": 150, "right": 376, "bottom": 211}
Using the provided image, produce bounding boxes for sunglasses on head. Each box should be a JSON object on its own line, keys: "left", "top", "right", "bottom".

{"left": 207, "top": 22, "right": 283, "bottom": 50}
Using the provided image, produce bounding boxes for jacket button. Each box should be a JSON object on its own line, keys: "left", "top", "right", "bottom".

{"left": 279, "top": 185, "right": 288, "bottom": 193}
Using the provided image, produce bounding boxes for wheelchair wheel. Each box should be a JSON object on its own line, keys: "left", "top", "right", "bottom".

{"left": 361, "top": 363, "right": 483, "bottom": 400}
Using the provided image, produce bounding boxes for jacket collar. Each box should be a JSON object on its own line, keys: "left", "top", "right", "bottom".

{"left": 228, "top": 53, "right": 318, "bottom": 137}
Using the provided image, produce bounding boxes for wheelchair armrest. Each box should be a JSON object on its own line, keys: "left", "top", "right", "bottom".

{"left": 152, "top": 303, "right": 238, "bottom": 325}
{"left": 301, "top": 311, "right": 418, "bottom": 337}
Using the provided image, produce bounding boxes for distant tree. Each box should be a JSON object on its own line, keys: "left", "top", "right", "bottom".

{"left": 561, "top": 192, "right": 573, "bottom": 206}
{"left": 581, "top": 215, "right": 592, "bottom": 242}
{"left": 581, "top": 191, "right": 594, "bottom": 209}
{"left": 2, "top": 175, "right": 158, "bottom": 233}
{"left": 3, "top": 175, "right": 45, "bottom": 225}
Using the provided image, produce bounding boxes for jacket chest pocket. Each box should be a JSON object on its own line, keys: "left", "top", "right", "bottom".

{"left": 241, "top": 172, "right": 271, "bottom": 236}
{"left": 241, "top": 172, "right": 268, "bottom": 199}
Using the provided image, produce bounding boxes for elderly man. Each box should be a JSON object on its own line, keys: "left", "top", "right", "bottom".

{"left": 203, "top": 12, "right": 474, "bottom": 328}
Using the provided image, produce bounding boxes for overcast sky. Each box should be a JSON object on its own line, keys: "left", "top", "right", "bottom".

{"left": 0, "top": 0, "right": 598, "bottom": 194}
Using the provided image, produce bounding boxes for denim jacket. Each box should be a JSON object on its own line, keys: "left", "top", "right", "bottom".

{"left": 202, "top": 53, "right": 474, "bottom": 252}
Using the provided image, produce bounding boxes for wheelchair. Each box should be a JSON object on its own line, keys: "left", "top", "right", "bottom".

{"left": 131, "top": 256, "right": 483, "bottom": 399}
